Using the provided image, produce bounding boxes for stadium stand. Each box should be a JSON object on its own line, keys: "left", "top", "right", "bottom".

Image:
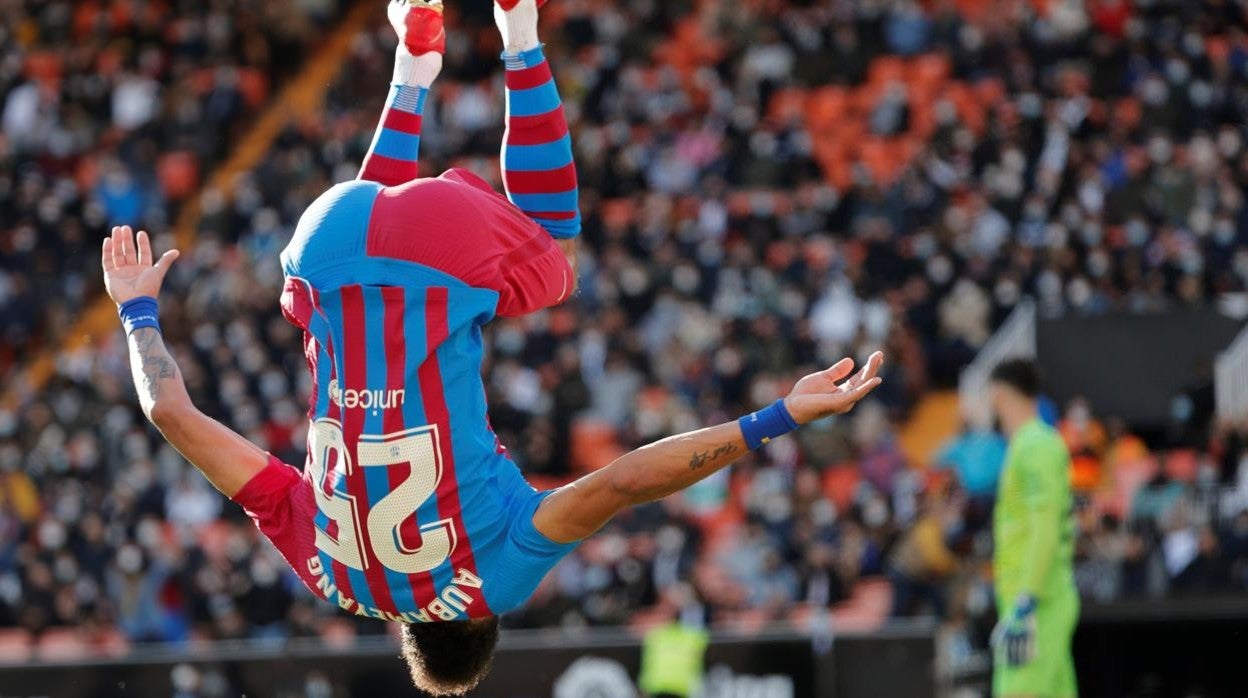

{"left": 3, "top": 0, "right": 1248, "bottom": 671}
{"left": 0, "top": 0, "right": 342, "bottom": 378}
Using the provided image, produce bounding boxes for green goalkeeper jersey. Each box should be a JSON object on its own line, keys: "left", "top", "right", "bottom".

{"left": 993, "top": 417, "right": 1076, "bottom": 604}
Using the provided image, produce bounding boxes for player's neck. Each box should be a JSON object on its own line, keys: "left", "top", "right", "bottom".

{"left": 1000, "top": 403, "right": 1037, "bottom": 438}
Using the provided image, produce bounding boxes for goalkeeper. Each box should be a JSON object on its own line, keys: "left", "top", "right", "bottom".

{"left": 988, "top": 359, "right": 1078, "bottom": 698}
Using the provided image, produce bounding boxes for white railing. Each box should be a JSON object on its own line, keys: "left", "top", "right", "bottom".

{"left": 1215, "top": 323, "right": 1248, "bottom": 424}
{"left": 958, "top": 299, "right": 1036, "bottom": 429}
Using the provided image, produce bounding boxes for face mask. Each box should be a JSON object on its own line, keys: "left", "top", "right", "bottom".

{"left": 1165, "top": 58, "right": 1191, "bottom": 85}
{"left": 1213, "top": 221, "right": 1236, "bottom": 246}
{"left": 1068, "top": 278, "right": 1093, "bottom": 308}
{"left": 1217, "top": 129, "right": 1241, "bottom": 158}
{"left": 1189, "top": 80, "right": 1213, "bottom": 109}
{"left": 995, "top": 279, "right": 1021, "bottom": 305}
{"left": 1079, "top": 221, "right": 1103, "bottom": 246}
{"left": 1088, "top": 250, "right": 1110, "bottom": 278}
{"left": 1148, "top": 136, "right": 1173, "bottom": 164}
{"left": 1180, "top": 250, "right": 1204, "bottom": 275}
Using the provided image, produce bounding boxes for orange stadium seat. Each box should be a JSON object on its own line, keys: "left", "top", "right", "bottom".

{"left": 822, "top": 465, "right": 861, "bottom": 514}
{"left": 831, "top": 577, "right": 892, "bottom": 633}
{"left": 806, "top": 86, "right": 851, "bottom": 133}
{"left": 768, "top": 87, "right": 808, "bottom": 124}
{"left": 954, "top": 0, "right": 995, "bottom": 23}
{"left": 910, "top": 53, "right": 952, "bottom": 88}
{"left": 238, "top": 68, "right": 270, "bottom": 109}
{"left": 195, "top": 520, "right": 234, "bottom": 560}
{"left": 868, "top": 56, "right": 908, "bottom": 87}
{"left": 972, "top": 77, "right": 1007, "bottom": 108}
{"left": 1095, "top": 454, "right": 1157, "bottom": 521}
{"left": 0, "top": 629, "right": 33, "bottom": 663}
{"left": 1029, "top": 0, "right": 1053, "bottom": 17}
{"left": 1113, "top": 96, "right": 1143, "bottom": 130}
{"left": 1206, "top": 36, "right": 1230, "bottom": 67}
{"left": 93, "top": 628, "right": 131, "bottom": 659}
{"left": 600, "top": 198, "right": 637, "bottom": 228}
{"left": 858, "top": 138, "right": 900, "bottom": 186}
{"left": 1163, "top": 449, "right": 1200, "bottom": 484}
{"left": 24, "top": 51, "right": 63, "bottom": 85}
{"left": 319, "top": 618, "right": 357, "bottom": 650}
{"left": 157, "top": 151, "right": 200, "bottom": 201}
{"left": 947, "top": 84, "right": 987, "bottom": 134}
{"left": 569, "top": 419, "right": 624, "bottom": 473}
{"left": 34, "top": 629, "right": 89, "bottom": 662}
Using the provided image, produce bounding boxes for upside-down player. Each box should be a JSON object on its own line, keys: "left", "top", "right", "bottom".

{"left": 101, "top": 1, "right": 886, "bottom": 694}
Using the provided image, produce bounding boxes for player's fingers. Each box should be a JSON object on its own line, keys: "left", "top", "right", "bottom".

{"left": 848, "top": 351, "right": 884, "bottom": 388}
{"left": 136, "top": 230, "right": 152, "bottom": 267}
{"left": 861, "top": 351, "right": 884, "bottom": 381}
{"left": 819, "top": 357, "right": 855, "bottom": 383}
{"left": 121, "top": 225, "right": 136, "bottom": 266}
{"left": 848, "top": 377, "right": 883, "bottom": 400}
{"left": 806, "top": 377, "right": 880, "bottom": 414}
{"left": 110, "top": 226, "right": 124, "bottom": 269}
{"left": 102, "top": 238, "right": 115, "bottom": 273}
{"left": 153, "top": 249, "right": 180, "bottom": 281}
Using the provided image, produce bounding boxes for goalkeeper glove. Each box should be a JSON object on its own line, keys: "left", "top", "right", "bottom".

{"left": 992, "top": 593, "right": 1037, "bottom": 667}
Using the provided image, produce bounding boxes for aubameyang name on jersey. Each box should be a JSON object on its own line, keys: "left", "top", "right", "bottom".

{"left": 328, "top": 379, "right": 405, "bottom": 411}
{"left": 306, "top": 555, "right": 481, "bottom": 622}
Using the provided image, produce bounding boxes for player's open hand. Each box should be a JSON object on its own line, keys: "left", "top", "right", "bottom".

{"left": 783, "top": 351, "right": 884, "bottom": 424}
{"left": 101, "top": 225, "right": 180, "bottom": 305}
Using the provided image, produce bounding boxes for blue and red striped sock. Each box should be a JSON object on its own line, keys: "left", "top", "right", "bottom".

{"left": 501, "top": 46, "right": 580, "bottom": 239}
{"left": 359, "top": 83, "right": 429, "bottom": 187}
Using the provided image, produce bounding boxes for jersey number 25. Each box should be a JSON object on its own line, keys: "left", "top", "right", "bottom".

{"left": 307, "top": 418, "right": 456, "bottom": 574}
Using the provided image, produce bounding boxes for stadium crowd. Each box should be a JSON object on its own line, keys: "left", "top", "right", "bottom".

{"left": 0, "top": 0, "right": 340, "bottom": 377}
{"left": 3, "top": 0, "right": 1248, "bottom": 661}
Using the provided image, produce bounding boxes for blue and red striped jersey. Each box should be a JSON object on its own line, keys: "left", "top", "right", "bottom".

{"left": 272, "top": 174, "right": 575, "bottom": 622}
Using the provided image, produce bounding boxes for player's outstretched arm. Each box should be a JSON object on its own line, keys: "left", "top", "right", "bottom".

{"left": 103, "top": 226, "right": 268, "bottom": 497}
{"left": 533, "top": 352, "right": 885, "bottom": 543}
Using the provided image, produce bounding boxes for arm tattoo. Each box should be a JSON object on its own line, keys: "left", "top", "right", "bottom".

{"left": 688, "top": 441, "right": 739, "bottom": 471}
{"left": 131, "top": 327, "right": 179, "bottom": 403}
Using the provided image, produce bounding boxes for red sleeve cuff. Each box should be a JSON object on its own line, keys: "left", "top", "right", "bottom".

{"left": 231, "top": 455, "right": 302, "bottom": 517}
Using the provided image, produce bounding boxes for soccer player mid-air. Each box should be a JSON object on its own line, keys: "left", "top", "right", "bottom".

{"left": 101, "top": 0, "right": 884, "bottom": 694}
{"left": 988, "top": 359, "right": 1078, "bottom": 698}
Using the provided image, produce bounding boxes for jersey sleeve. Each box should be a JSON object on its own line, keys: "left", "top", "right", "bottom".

{"left": 231, "top": 455, "right": 303, "bottom": 525}
{"left": 496, "top": 235, "right": 574, "bottom": 317}
{"left": 1015, "top": 437, "right": 1069, "bottom": 599}
{"left": 489, "top": 488, "right": 578, "bottom": 612}
{"left": 230, "top": 455, "right": 325, "bottom": 600}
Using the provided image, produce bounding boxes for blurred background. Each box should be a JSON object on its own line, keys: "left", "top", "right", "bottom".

{"left": 2, "top": 0, "right": 1248, "bottom": 696}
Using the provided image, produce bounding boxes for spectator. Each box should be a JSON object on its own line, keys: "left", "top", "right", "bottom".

{"left": 888, "top": 485, "right": 959, "bottom": 617}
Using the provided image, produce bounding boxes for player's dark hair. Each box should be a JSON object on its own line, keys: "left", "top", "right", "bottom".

{"left": 399, "top": 617, "right": 500, "bottom": 696}
{"left": 990, "top": 358, "right": 1041, "bottom": 398}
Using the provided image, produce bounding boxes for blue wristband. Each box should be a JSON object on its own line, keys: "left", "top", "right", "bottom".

{"left": 738, "top": 399, "right": 800, "bottom": 450}
{"left": 118, "top": 296, "right": 161, "bottom": 335}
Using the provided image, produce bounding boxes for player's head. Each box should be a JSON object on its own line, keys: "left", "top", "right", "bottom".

{"left": 989, "top": 358, "right": 1041, "bottom": 418}
{"left": 399, "top": 617, "right": 500, "bottom": 696}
